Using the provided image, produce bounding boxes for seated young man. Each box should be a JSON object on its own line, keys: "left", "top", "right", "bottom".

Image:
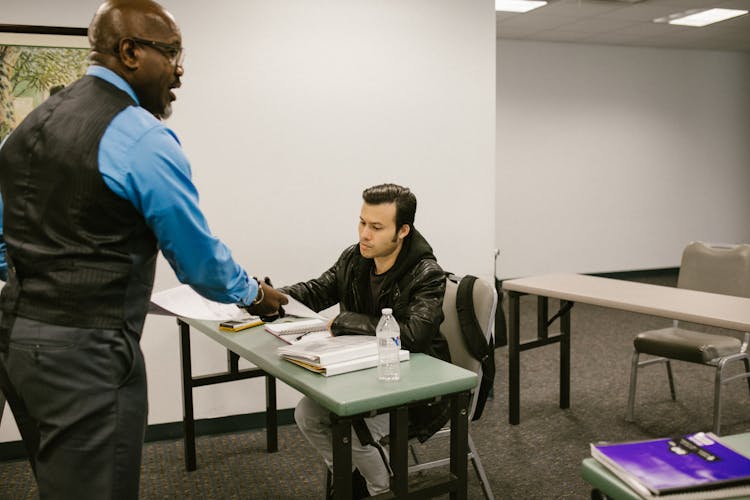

{"left": 280, "top": 183, "right": 449, "bottom": 497}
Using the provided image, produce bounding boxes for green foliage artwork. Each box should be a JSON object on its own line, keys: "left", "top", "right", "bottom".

{"left": 0, "top": 44, "right": 89, "bottom": 141}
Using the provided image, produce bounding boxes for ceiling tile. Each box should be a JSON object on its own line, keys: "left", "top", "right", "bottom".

{"left": 494, "top": 0, "right": 750, "bottom": 52}
{"left": 553, "top": 17, "right": 639, "bottom": 34}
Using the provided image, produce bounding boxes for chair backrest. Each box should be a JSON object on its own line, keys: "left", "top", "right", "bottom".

{"left": 678, "top": 242, "right": 750, "bottom": 298}
{"left": 439, "top": 276, "right": 497, "bottom": 418}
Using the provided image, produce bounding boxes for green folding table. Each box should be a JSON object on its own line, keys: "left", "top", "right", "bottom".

{"left": 177, "top": 317, "right": 478, "bottom": 499}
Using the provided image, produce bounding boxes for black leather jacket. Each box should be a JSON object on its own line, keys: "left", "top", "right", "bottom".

{"left": 280, "top": 228, "right": 450, "bottom": 441}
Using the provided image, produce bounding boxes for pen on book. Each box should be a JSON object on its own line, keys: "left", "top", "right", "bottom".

{"left": 296, "top": 331, "right": 314, "bottom": 341}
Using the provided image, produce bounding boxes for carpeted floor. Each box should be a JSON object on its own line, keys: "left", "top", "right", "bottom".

{"left": 2, "top": 272, "right": 749, "bottom": 499}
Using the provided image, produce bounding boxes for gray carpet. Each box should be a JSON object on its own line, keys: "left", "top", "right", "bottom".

{"left": 2, "top": 272, "right": 750, "bottom": 499}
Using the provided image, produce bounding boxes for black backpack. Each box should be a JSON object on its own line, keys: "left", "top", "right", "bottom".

{"left": 450, "top": 274, "right": 496, "bottom": 421}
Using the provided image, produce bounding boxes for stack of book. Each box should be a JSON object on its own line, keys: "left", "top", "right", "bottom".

{"left": 590, "top": 432, "right": 750, "bottom": 498}
{"left": 277, "top": 335, "right": 409, "bottom": 377}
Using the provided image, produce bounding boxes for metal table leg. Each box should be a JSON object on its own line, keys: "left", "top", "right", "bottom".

{"left": 179, "top": 319, "right": 197, "bottom": 471}
{"left": 560, "top": 300, "right": 572, "bottom": 410}
{"left": 178, "top": 319, "right": 277, "bottom": 471}
{"left": 449, "top": 391, "right": 470, "bottom": 500}
{"left": 508, "top": 291, "right": 521, "bottom": 425}
{"left": 389, "top": 406, "right": 410, "bottom": 497}
{"left": 331, "top": 414, "right": 353, "bottom": 500}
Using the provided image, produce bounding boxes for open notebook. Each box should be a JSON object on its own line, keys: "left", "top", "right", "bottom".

{"left": 264, "top": 295, "right": 331, "bottom": 344}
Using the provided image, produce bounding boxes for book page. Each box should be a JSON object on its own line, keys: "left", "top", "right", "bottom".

{"left": 149, "top": 284, "right": 249, "bottom": 321}
{"left": 283, "top": 295, "right": 326, "bottom": 320}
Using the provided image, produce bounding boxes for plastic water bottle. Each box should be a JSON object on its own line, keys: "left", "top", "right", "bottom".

{"left": 376, "top": 308, "right": 401, "bottom": 381}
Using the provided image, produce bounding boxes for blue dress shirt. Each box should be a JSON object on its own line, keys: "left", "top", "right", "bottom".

{"left": 0, "top": 66, "right": 257, "bottom": 304}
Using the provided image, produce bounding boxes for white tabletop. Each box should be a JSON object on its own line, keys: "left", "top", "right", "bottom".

{"left": 503, "top": 273, "right": 750, "bottom": 332}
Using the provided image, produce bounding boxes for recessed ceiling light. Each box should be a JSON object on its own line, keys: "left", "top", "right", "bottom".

{"left": 657, "top": 8, "right": 748, "bottom": 27}
{"left": 495, "top": 0, "right": 547, "bottom": 14}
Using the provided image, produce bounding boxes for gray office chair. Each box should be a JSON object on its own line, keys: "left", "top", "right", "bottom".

{"left": 626, "top": 241, "right": 750, "bottom": 435}
{"left": 408, "top": 275, "right": 497, "bottom": 500}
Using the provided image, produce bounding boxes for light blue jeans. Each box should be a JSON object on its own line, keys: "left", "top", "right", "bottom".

{"left": 295, "top": 395, "right": 391, "bottom": 495}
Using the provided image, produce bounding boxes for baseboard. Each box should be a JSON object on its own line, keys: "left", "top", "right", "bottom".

{"left": 0, "top": 408, "right": 295, "bottom": 462}
{"left": 0, "top": 440, "right": 26, "bottom": 462}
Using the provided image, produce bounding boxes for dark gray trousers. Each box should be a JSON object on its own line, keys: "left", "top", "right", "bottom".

{"left": 0, "top": 316, "right": 147, "bottom": 499}
{"left": 0, "top": 390, "right": 5, "bottom": 428}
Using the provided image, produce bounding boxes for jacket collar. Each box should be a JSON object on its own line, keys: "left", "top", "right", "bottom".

{"left": 355, "top": 227, "right": 436, "bottom": 285}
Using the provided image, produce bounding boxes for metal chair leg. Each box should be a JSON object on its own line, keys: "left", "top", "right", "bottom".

{"left": 468, "top": 435, "right": 495, "bottom": 500}
{"left": 713, "top": 364, "right": 724, "bottom": 435}
{"left": 626, "top": 350, "right": 639, "bottom": 422}
{"left": 665, "top": 360, "right": 676, "bottom": 400}
{"left": 743, "top": 357, "right": 750, "bottom": 396}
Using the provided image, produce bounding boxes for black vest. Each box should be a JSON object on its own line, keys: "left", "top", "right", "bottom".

{"left": 0, "top": 75, "right": 158, "bottom": 334}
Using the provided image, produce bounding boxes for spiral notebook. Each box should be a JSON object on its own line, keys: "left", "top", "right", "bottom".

{"left": 265, "top": 295, "right": 333, "bottom": 343}
{"left": 265, "top": 318, "right": 330, "bottom": 344}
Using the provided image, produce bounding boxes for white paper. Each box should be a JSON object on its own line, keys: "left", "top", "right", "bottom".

{"left": 283, "top": 295, "right": 326, "bottom": 320}
{"left": 149, "top": 284, "right": 249, "bottom": 321}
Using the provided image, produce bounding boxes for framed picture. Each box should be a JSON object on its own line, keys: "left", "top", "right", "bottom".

{"left": 0, "top": 25, "right": 89, "bottom": 141}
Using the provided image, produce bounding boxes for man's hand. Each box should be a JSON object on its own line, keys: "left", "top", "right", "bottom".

{"left": 244, "top": 278, "right": 288, "bottom": 320}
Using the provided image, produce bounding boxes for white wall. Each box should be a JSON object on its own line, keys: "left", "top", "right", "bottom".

{"left": 496, "top": 40, "right": 750, "bottom": 279}
{"left": 0, "top": 0, "right": 496, "bottom": 442}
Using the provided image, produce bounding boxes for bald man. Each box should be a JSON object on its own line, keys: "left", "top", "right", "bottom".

{"left": 0, "top": 1, "right": 286, "bottom": 497}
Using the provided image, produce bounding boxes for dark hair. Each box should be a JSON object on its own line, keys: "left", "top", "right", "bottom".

{"left": 362, "top": 183, "right": 417, "bottom": 230}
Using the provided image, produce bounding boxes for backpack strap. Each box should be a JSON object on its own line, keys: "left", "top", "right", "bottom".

{"left": 455, "top": 274, "right": 495, "bottom": 420}
{"left": 455, "top": 276, "right": 489, "bottom": 364}
{"left": 494, "top": 276, "right": 507, "bottom": 347}
{"left": 352, "top": 418, "right": 393, "bottom": 476}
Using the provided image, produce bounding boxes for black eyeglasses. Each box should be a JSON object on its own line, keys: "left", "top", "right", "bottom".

{"left": 129, "top": 37, "right": 185, "bottom": 67}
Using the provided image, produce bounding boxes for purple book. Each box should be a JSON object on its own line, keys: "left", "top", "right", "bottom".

{"left": 591, "top": 432, "right": 750, "bottom": 497}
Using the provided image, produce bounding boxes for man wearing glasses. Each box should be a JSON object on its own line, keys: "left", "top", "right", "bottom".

{"left": 0, "top": 1, "right": 287, "bottom": 498}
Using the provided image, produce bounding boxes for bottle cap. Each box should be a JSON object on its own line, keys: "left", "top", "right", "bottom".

{"left": 381, "top": 308, "right": 392, "bottom": 315}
